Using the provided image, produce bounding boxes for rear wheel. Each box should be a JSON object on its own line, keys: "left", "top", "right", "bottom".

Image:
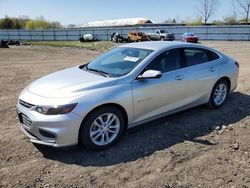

{"left": 79, "top": 106, "right": 125, "bottom": 150}
{"left": 207, "top": 79, "right": 229, "bottom": 108}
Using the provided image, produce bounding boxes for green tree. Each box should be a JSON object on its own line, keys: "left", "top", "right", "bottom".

{"left": 0, "top": 16, "right": 14, "bottom": 29}
{"left": 223, "top": 16, "right": 237, "bottom": 24}
{"left": 25, "top": 19, "right": 50, "bottom": 29}
{"left": 49, "top": 21, "right": 62, "bottom": 29}
{"left": 0, "top": 16, "right": 62, "bottom": 29}
{"left": 186, "top": 17, "right": 203, "bottom": 26}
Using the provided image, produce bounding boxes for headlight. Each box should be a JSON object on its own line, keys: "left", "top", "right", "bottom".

{"left": 34, "top": 103, "right": 77, "bottom": 115}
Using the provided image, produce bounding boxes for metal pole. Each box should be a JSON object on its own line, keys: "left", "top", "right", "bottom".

{"left": 30, "top": 30, "right": 32, "bottom": 41}
{"left": 42, "top": 30, "right": 44, "bottom": 41}
{"left": 18, "top": 30, "right": 20, "bottom": 41}
{"left": 7, "top": 29, "right": 9, "bottom": 40}
{"left": 107, "top": 28, "right": 109, "bottom": 41}
{"left": 226, "top": 26, "right": 230, "bottom": 41}
{"left": 53, "top": 30, "right": 55, "bottom": 41}
{"left": 248, "top": 25, "right": 250, "bottom": 41}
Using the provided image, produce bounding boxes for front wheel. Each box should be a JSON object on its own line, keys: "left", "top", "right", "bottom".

{"left": 207, "top": 79, "right": 229, "bottom": 108}
{"left": 79, "top": 106, "right": 125, "bottom": 150}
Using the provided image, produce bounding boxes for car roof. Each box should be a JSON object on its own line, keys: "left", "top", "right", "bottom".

{"left": 121, "top": 41, "right": 204, "bottom": 51}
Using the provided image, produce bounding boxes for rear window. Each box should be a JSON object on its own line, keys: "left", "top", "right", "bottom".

{"left": 183, "top": 48, "right": 220, "bottom": 67}
{"left": 207, "top": 50, "right": 220, "bottom": 61}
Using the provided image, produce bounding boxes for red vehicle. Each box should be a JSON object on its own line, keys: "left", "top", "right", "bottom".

{"left": 181, "top": 33, "right": 199, "bottom": 43}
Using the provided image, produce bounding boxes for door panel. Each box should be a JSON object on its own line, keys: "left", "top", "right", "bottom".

{"left": 131, "top": 69, "right": 190, "bottom": 123}
{"left": 183, "top": 61, "right": 219, "bottom": 103}
{"left": 182, "top": 48, "right": 220, "bottom": 103}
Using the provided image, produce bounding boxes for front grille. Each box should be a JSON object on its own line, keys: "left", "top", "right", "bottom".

{"left": 19, "top": 113, "right": 32, "bottom": 127}
{"left": 19, "top": 100, "right": 35, "bottom": 109}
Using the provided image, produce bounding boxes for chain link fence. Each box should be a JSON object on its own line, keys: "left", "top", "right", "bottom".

{"left": 1, "top": 25, "right": 250, "bottom": 41}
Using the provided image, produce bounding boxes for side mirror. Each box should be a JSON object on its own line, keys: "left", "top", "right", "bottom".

{"left": 137, "top": 70, "right": 162, "bottom": 79}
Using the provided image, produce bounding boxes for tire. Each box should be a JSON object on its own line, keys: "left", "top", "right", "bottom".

{"left": 79, "top": 106, "right": 125, "bottom": 150}
{"left": 207, "top": 79, "right": 229, "bottom": 109}
{"left": 160, "top": 37, "right": 164, "bottom": 41}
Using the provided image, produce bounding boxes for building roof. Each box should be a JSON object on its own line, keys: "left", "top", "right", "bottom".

{"left": 80, "top": 18, "right": 154, "bottom": 27}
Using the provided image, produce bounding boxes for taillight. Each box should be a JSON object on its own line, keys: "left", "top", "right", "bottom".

{"left": 235, "top": 61, "right": 239, "bottom": 68}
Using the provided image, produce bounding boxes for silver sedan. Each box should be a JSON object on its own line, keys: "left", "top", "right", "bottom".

{"left": 17, "top": 41, "right": 239, "bottom": 150}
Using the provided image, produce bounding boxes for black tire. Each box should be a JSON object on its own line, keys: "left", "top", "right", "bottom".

{"left": 160, "top": 37, "right": 164, "bottom": 41}
{"left": 79, "top": 106, "right": 125, "bottom": 150}
{"left": 207, "top": 79, "right": 229, "bottom": 109}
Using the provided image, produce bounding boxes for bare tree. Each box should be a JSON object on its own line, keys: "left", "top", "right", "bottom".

{"left": 198, "top": 0, "right": 218, "bottom": 25}
{"left": 232, "top": 0, "right": 238, "bottom": 20}
{"left": 235, "top": 0, "right": 250, "bottom": 23}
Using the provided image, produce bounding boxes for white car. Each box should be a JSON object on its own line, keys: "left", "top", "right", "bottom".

{"left": 17, "top": 41, "right": 239, "bottom": 150}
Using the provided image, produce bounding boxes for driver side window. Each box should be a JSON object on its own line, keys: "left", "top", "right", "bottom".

{"left": 145, "top": 49, "right": 181, "bottom": 73}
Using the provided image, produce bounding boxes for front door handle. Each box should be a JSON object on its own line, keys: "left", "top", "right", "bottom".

{"left": 175, "top": 75, "right": 184, "bottom": 81}
{"left": 208, "top": 67, "right": 215, "bottom": 72}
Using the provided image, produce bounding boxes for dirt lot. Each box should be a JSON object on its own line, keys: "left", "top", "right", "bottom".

{"left": 0, "top": 41, "right": 250, "bottom": 188}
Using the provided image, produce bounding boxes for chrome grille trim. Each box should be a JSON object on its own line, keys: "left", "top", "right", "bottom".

{"left": 19, "top": 100, "right": 35, "bottom": 109}
{"left": 21, "top": 113, "right": 32, "bottom": 127}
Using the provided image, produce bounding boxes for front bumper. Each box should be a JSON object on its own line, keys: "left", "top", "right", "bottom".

{"left": 17, "top": 101, "right": 83, "bottom": 147}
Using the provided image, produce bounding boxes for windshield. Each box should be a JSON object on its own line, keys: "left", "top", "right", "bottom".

{"left": 85, "top": 47, "right": 153, "bottom": 77}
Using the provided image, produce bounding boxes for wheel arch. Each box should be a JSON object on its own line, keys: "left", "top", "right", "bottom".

{"left": 217, "top": 76, "right": 231, "bottom": 92}
{"left": 78, "top": 103, "right": 129, "bottom": 143}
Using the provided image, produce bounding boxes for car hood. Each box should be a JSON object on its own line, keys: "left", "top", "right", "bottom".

{"left": 27, "top": 66, "right": 117, "bottom": 98}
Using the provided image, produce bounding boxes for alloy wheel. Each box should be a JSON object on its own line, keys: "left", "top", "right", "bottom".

{"left": 89, "top": 113, "right": 120, "bottom": 146}
{"left": 213, "top": 83, "right": 228, "bottom": 106}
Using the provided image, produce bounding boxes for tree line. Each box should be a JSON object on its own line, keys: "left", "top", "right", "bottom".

{"left": 165, "top": 0, "right": 250, "bottom": 25}
{"left": 1, "top": 0, "right": 250, "bottom": 29}
{"left": 198, "top": 0, "right": 250, "bottom": 25}
{"left": 0, "top": 16, "right": 63, "bottom": 30}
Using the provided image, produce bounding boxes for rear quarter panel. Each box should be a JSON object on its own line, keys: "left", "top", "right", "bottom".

{"left": 217, "top": 56, "right": 239, "bottom": 92}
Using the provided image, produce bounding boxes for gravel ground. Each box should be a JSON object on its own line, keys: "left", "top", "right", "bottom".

{"left": 0, "top": 41, "right": 250, "bottom": 188}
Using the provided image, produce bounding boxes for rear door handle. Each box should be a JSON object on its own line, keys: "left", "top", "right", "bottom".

{"left": 175, "top": 75, "right": 184, "bottom": 80}
{"left": 208, "top": 67, "right": 215, "bottom": 72}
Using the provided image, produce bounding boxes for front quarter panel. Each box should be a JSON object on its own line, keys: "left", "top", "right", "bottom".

{"left": 72, "top": 83, "right": 134, "bottom": 124}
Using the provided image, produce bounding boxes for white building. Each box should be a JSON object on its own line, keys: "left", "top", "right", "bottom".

{"left": 80, "top": 18, "right": 154, "bottom": 27}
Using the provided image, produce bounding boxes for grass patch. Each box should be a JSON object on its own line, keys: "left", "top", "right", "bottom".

{"left": 28, "top": 41, "right": 116, "bottom": 52}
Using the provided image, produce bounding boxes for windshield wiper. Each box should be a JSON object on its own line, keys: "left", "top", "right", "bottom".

{"left": 85, "top": 64, "right": 109, "bottom": 77}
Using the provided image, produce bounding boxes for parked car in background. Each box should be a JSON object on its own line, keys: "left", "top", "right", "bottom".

{"left": 8, "top": 40, "right": 20, "bottom": 46}
{"left": 147, "top": 29, "right": 175, "bottom": 41}
{"left": 181, "top": 33, "right": 199, "bottom": 43}
{"left": 110, "top": 32, "right": 127, "bottom": 43}
{"left": 79, "top": 34, "right": 94, "bottom": 42}
{"left": 128, "top": 32, "right": 150, "bottom": 42}
{"left": 0, "top": 40, "right": 9, "bottom": 48}
{"left": 17, "top": 41, "right": 239, "bottom": 150}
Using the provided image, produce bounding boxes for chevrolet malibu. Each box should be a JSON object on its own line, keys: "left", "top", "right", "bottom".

{"left": 17, "top": 41, "right": 239, "bottom": 150}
